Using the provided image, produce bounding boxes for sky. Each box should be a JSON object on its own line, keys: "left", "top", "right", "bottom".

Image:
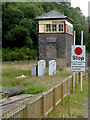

{"left": 71, "top": 0, "right": 90, "bottom": 17}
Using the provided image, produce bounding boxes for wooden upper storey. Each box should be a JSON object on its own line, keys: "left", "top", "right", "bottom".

{"left": 35, "top": 10, "right": 74, "bottom": 35}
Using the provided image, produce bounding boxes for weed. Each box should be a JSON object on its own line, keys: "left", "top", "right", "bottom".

{"left": 0, "top": 94, "right": 5, "bottom": 99}
{"left": 59, "top": 67, "right": 63, "bottom": 71}
{"left": 24, "top": 86, "right": 46, "bottom": 94}
{"left": 77, "top": 114, "right": 84, "bottom": 118}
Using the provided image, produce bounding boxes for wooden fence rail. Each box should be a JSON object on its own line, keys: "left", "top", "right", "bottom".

{"left": 1, "top": 70, "right": 88, "bottom": 119}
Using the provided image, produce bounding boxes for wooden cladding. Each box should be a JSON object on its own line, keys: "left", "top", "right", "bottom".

{"left": 45, "top": 23, "right": 64, "bottom": 33}
{"left": 38, "top": 20, "right": 73, "bottom": 35}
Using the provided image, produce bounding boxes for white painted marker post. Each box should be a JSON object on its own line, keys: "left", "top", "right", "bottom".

{"left": 81, "top": 72, "right": 83, "bottom": 91}
{"left": 73, "top": 31, "right": 76, "bottom": 91}
{"left": 74, "top": 31, "right": 76, "bottom": 45}
{"left": 81, "top": 31, "right": 83, "bottom": 92}
{"left": 77, "top": 72, "right": 78, "bottom": 84}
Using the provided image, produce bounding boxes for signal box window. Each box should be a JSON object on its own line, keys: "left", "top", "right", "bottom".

{"left": 52, "top": 24, "right": 57, "bottom": 32}
{"left": 46, "top": 24, "right": 51, "bottom": 32}
{"left": 59, "top": 24, "right": 64, "bottom": 32}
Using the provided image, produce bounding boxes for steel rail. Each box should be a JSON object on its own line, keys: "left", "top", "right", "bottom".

{"left": 0, "top": 95, "right": 33, "bottom": 107}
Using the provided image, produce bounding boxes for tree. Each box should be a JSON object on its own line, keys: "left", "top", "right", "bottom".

{"left": 4, "top": 26, "right": 33, "bottom": 48}
{"left": 2, "top": 2, "right": 89, "bottom": 61}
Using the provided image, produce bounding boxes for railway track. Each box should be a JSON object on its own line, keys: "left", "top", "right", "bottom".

{"left": 0, "top": 94, "right": 34, "bottom": 107}
{"left": 0, "top": 94, "right": 34, "bottom": 116}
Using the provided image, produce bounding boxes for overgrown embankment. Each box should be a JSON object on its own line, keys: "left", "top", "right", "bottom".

{"left": 1, "top": 61, "right": 72, "bottom": 95}
{"left": 46, "top": 74, "right": 88, "bottom": 118}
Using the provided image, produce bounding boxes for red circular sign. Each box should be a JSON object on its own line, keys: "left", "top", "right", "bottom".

{"left": 74, "top": 47, "right": 83, "bottom": 55}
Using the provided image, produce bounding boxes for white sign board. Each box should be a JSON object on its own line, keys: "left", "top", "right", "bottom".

{"left": 38, "top": 60, "right": 46, "bottom": 76}
{"left": 71, "top": 45, "right": 86, "bottom": 71}
{"left": 49, "top": 60, "right": 56, "bottom": 75}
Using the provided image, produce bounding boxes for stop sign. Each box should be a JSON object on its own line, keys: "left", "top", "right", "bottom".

{"left": 74, "top": 47, "right": 83, "bottom": 55}
{"left": 71, "top": 45, "right": 86, "bottom": 71}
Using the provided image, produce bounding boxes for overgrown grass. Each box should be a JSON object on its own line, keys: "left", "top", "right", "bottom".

{"left": 86, "top": 52, "right": 90, "bottom": 55}
{"left": 2, "top": 70, "right": 31, "bottom": 78}
{"left": 2, "top": 61, "right": 72, "bottom": 94}
{"left": 0, "top": 94, "right": 5, "bottom": 99}
{"left": 46, "top": 74, "right": 88, "bottom": 118}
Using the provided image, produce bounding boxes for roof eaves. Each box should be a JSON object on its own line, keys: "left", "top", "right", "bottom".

{"left": 67, "top": 18, "right": 75, "bottom": 24}
{"left": 35, "top": 16, "right": 67, "bottom": 20}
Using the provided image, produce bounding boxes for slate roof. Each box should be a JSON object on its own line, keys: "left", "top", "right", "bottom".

{"left": 35, "top": 10, "right": 74, "bottom": 24}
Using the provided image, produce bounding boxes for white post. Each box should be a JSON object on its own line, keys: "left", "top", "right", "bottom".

{"left": 73, "top": 72, "right": 75, "bottom": 91}
{"left": 73, "top": 31, "right": 76, "bottom": 91}
{"left": 77, "top": 72, "right": 78, "bottom": 84}
{"left": 81, "top": 31, "right": 83, "bottom": 92}
{"left": 81, "top": 72, "right": 83, "bottom": 92}
{"left": 81, "top": 31, "right": 83, "bottom": 45}
{"left": 74, "top": 31, "right": 76, "bottom": 45}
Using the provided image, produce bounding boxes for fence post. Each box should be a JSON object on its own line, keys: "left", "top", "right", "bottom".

{"left": 53, "top": 87, "right": 56, "bottom": 108}
{"left": 75, "top": 73, "right": 77, "bottom": 83}
{"left": 61, "top": 82, "right": 63, "bottom": 101}
{"left": 77, "top": 72, "right": 79, "bottom": 84}
{"left": 72, "top": 75, "right": 73, "bottom": 90}
{"left": 42, "top": 93, "right": 46, "bottom": 118}
{"left": 79, "top": 72, "right": 81, "bottom": 84}
{"left": 23, "top": 99, "right": 30, "bottom": 118}
{"left": 25, "top": 104, "right": 30, "bottom": 118}
{"left": 68, "top": 78, "right": 70, "bottom": 92}
{"left": 67, "top": 79, "right": 69, "bottom": 93}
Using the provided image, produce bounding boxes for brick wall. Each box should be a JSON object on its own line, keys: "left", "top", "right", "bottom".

{"left": 65, "top": 33, "right": 74, "bottom": 67}
{"left": 38, "top": 33, "right": 74, "bottom": 66}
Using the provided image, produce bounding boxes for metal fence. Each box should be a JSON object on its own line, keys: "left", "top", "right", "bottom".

{"left": 1, "top": 71, "right": 88, "bottom": 119}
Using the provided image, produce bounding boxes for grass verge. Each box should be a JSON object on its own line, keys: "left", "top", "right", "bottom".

{"left": 2, "top": 61, "right": 72, "bottom": 94}
{"left": 46, "top": 74, "right": 88, "bottom": 118}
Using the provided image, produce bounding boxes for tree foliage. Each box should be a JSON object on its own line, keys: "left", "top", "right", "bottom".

{"left": 2, "top": 2, "right": 89, "bottom": 61}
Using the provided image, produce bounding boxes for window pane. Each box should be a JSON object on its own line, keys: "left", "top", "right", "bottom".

{"left": 66, "top": 24, "right": 73, "bottom": 34}
{"left": 46, "top": 24, "right": 51, "bottom": 32}
{"left": 59, "top": 24, "right": 63, "bottom": 32}
{"left": 52, "top": 24, "right": 57, "bottom": 32}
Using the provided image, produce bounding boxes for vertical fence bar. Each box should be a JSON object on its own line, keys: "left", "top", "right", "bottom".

{"left": 24, "top": 104, "right": 29, "bottom": 118}
{"left": 22, "top": 103, "right": 25, "bottom": 119}
{"left": 53, "top": 87, "right": 56, "bottom": 108}
{"left": 42, "top": 93, "right": 46, "bottom": 118}
{"left": 61, "top": 82, "right": 63, "bottom": 101}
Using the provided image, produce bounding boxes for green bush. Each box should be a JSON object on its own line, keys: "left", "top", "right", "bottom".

{"left": 2, "top": 48, "right": 11, "bottom": 61}
{"left": 2, "top": 47, "right": 37, "bottom": 61}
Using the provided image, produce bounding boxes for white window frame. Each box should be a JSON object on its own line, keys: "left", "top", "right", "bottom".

{"left": 45, "top": 23, "right": 64, "bottom": 33}
{"left": 46, "top": 24, "right": 51, "bottom": 32}
{"left": 58, "top": 23, "right": 64, "bottom": 32}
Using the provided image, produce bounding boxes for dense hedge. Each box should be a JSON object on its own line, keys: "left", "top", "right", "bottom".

{"left": 2, "top": 47, "right": 37, "bottom": 61}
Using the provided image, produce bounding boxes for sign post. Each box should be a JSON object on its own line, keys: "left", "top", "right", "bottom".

{"left": 71, "top": 31, "right": 85, "bottom": 92}
{"left": 81, "top": 71, "right": 83, "bottom": 91}
{"left": 73, "top": 31, "right": 76, "bottom": 91}
{"left": 81, "top": 31, "right": 83, "bottom": 92}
